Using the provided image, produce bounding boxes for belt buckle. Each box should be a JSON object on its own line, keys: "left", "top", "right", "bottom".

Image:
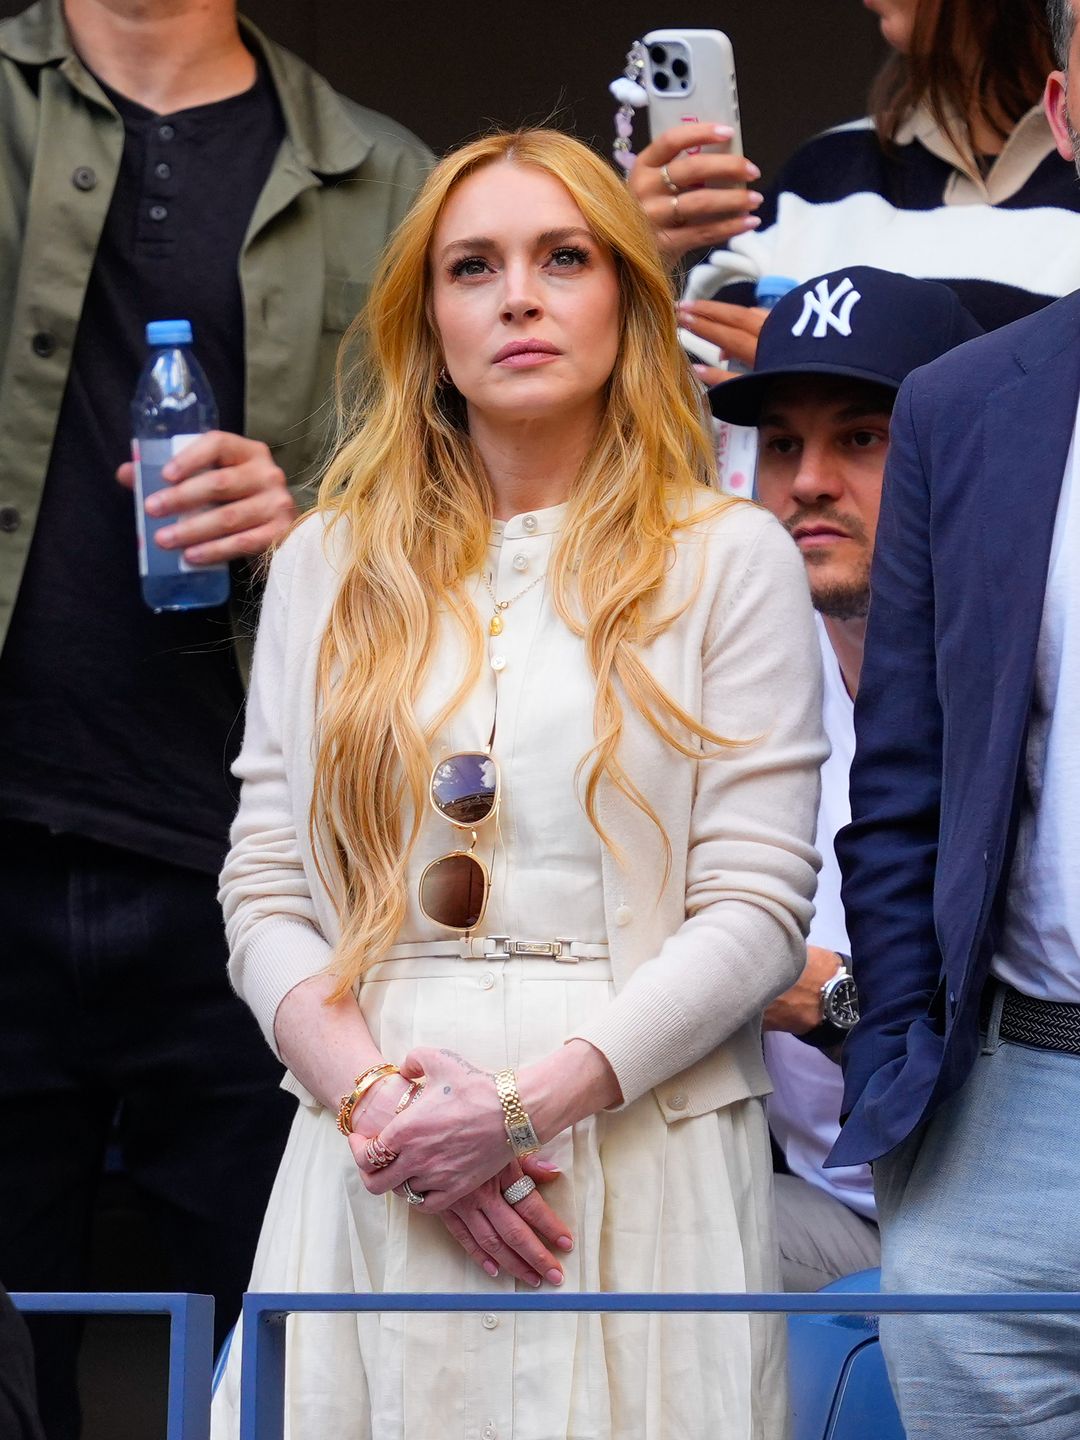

{"left": 486, "top": 937, "right": 578, "bottom": 962}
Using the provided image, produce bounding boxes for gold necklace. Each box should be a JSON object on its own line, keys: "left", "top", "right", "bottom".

{"left": 481, "top": 570, "right": 546, "bottom": 637}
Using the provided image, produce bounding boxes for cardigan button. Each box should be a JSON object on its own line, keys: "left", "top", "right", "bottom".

{"left": 614, "top": 905, "right": 632, "bottom": 927}
{"left": 667, "top": 1092, "right": 688, "bottom": 1111}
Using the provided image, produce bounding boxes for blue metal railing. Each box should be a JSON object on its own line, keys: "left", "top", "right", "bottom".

{"left": 238, "top": 1288, "right": 1080, "bottom": 1440}
{"left": 10, "top": 1291, "right": 214, "bottom": 1440}
{"left": 15, "top": 1287, "right": 1080, "bottom": 1440}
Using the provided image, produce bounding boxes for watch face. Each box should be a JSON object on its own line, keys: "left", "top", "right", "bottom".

{"left": 824, "top": 974, "right": 860, "bottom": 1029}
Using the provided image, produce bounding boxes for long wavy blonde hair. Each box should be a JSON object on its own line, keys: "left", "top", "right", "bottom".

{"left": 312, "top": 128, "right": 735, "bottom": 993}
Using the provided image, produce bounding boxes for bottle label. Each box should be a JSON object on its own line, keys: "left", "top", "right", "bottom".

{"left": 132, "top": 434, "right": 229, "bottom": 577}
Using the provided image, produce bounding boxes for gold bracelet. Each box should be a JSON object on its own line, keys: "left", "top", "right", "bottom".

{"left": 393, "top": 1078, "right": 424, "bottom": 1115}
{"left": 336, "top": 1063, "right": 399, "bottom": 1136}
{"left": 493, "top": 1068, "right": 541, "bottom": 1158}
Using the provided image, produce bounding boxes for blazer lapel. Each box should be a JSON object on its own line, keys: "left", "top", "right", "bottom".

{"left": 978, "top": 295, "right": 1080, "bottom": 844}
{"left": 982, "top": 312, "right": 1080, "bottom": 661}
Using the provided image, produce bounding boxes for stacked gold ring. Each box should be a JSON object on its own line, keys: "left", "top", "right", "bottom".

{"left": 365, "top": 1135, "right": 398, "bottom": 1169}
{"left": 660, "top": 163, "right": 680, "bottom": 195}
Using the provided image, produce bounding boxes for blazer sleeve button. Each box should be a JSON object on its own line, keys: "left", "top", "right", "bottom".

{"left": 667, "top": 1092, "right": 688, "bottom": 1111}
{"left": 614, "top": 905, "right": 632, "bottom": 927}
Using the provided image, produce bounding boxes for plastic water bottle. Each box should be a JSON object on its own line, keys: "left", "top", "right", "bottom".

{"left": 716, "top": 275, "right": 800, "bottom": 497}
{"left": 131, "top": 319, "right": 230, "bottom": 613}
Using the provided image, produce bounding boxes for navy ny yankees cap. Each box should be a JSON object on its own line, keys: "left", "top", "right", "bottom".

{"left": 708, "top": 266, "right": 983, "bottom": 426}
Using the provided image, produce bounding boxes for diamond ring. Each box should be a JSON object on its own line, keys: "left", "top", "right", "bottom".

{"left": 501, "top": 1175, "right": 537, "bottom": 1206}
{"left": 401, "top": 1180, "right": 426, "bottom": 1206}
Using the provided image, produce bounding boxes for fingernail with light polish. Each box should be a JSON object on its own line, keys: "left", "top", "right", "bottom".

{"left": 556, "top": 1236, "right": 574, "bottom": 1251}
{"left": 748, "top": 191, "right": 765, "bottom": 207}
{"left": 528, "top": 1275, "right": 542, "bottom": 1288}
{"left": 713, "top": 125, "right": 734, "bottom": 138}
{"left": 546, "top": 1269, "right": 564, "bottom": 1287}
{"left": 745, "top": 161, "right": 762, "bottom": 180}
{"left": 532, "top": 1160, "right": 560, "bottom": 1174}
{"left": 741, "top": 216, "right": 762, "bottom": 230}
{"left": 483, "top": 1261, "right": 499, "bottom": 1278}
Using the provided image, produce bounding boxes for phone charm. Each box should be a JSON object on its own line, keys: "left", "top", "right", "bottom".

{"left": 610, "top": 42, "right": 646, "bottom": 173}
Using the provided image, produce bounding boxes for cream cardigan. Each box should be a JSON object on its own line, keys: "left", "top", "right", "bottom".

{"left": 220, "top": 494, "right": 826, "bottom": 1122}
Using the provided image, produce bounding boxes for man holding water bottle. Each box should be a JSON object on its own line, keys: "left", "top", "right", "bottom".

{"left": 0, "top": 1, "right": 429, "bottom": 1434}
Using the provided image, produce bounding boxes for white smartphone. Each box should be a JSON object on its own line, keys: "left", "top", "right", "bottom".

{"left": 641, "top": 28, "right": 743, "bottom": 164}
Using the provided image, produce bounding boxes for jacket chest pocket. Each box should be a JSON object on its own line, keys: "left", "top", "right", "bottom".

{"left": 323, "top": 275, "right": 370, "bottom": 336}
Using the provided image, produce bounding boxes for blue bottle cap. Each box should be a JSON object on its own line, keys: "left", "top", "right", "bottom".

{"left": 146, "top": 319, "right": 193, "bottom": 346}
{"left": 755, "top": 275, "right": 799, "bottom": 305}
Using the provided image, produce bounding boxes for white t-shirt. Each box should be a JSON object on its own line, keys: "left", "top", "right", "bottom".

{"left": 992, "top": 414, "right": 1080, "bottom": 1000}
{"left": 764, "top": 617, "right": 876, "bottom": 1220}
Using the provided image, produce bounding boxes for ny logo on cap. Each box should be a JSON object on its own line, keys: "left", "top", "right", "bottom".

{"left": 791, "top": 277, "right": 862, "bottom": 339}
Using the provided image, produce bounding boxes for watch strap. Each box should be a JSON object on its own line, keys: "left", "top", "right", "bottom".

{"left": 494, "top": 1068, "right": 541, "bottom": 1157}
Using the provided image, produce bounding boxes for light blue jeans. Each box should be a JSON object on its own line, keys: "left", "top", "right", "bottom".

{"left": 875, "top": 991, "right": 1080, "bottom": 1438}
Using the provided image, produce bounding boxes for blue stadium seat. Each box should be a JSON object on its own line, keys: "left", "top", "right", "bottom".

{"left": 788, "top": 1269, "right": 906, "bottom": 1440}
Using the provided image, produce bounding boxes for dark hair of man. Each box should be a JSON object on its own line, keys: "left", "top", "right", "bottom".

{"left": 1047, "top": 0, "right": 1077, "bottom": 68}
{"left": 871, "top": 0, "right": 1056, "bottom": 160}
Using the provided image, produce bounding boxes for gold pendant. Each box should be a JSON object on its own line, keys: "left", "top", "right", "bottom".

{"left": 489, "top": 614, "right": 504, "bottom": 637}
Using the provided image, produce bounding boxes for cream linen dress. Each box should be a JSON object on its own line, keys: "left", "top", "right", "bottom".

{"left": 212, "top": 504, "right": 787, "bottom": 1440}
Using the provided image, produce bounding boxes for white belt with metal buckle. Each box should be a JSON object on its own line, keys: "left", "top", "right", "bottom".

{"left": 384, "top": 936, "right": 610, "bottom": 964}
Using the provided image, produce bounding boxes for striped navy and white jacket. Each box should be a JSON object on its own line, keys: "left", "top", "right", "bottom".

{"left": 723, "top": 105, "right": 1080, "bottom": 331}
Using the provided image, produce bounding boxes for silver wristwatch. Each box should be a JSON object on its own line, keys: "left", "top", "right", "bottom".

{"left": 821, "top": 955, "right": 859, "bottom": 1031}
{"left": 800, "top": 954, "right": 860, "bottom": 1050}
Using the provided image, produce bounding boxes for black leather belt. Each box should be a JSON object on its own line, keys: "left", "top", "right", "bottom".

{"left": 981, "top": 981, "right": 1080, "bottom": 1056}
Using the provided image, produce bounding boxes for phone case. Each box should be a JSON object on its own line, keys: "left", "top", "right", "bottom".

{"left": 641, "top": 28, "right": 743, "bottom": 159}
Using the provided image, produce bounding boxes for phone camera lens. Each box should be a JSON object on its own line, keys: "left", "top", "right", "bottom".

{"left": 671, "top": 58, "right": 688, "bottom": 78}
{"left": 649, "top": 45, "right": 667, "bottom": 63}
{"left": 652, "top": 71, "right": 670, "bottom": 91}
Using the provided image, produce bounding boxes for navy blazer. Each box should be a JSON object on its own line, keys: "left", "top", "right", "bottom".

{"left": 830, "top": 288, "right": 1080, "bottom": 1167}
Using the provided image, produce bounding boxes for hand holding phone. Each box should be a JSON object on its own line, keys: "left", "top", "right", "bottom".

{"left": 626, "top": 30, "right": 764, "bottom": 265}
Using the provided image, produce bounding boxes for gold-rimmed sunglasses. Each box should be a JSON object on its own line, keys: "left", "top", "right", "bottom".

{"left": 418, "top": 750, "right": 501, "bottom": 932}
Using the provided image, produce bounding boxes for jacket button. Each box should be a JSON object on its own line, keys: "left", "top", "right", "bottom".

{"left": 614, "top": 905, "right": 632, "bottom": 927}
{"left": 0, "top": 505, "right": 20, "bottom": 533}
{"left": 32, "top": 331, "right": 56, "bottom": 357}
{"left": 71, "top": 165, "right": 97, "bottom": 190}
{"left": 668, "top": 1092, "right": 688, "bottom": 1111}
{"left": 481, "top": 1312, "right": 498, "bottom": 1330}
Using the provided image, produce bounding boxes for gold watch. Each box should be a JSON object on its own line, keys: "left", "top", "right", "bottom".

{"left": 494, "top": 1068, "right": 541, "bottom": 1157}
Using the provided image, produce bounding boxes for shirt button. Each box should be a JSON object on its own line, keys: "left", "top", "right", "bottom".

{"left": 481, "top": 1313, "right": 498, "bottom": 1330}
{"left": 668, "top": 1093, "right": 688, "bottom": 1112}
{"left": 158, "top": 123, "right": 175, "bottom": 141}
{"left": 482, "top": 1426, "right": 497, "bottom": 1440}
{"left": 614, "top": 905, "right": 632, "bottom": 927}
{"left": 31, "top": 331, "right": 56, "bottom": 358}
{"left": 155, "top": 160, "right": 172, "bottom": 180}
{"left": 522, "top": 514, "right": 537, "bottom": 532}
{"left": 479, "top": 972, "right": 495, "bottom": 991}
{"left": 0, "top": 505, "right": 21, "bottom": 533}
{"left": 149, "top": 204, "right": 168, "bottom": 222}
{"left": 71, "top": 165, "right": 96, "bottom": 190}
{"left": 512, "top": 552, "right": 528, "bottom": 572}
{"left": 490, "top": 654, "right": 507, "bottom": 672}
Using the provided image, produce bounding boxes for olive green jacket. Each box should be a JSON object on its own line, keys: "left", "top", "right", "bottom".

{"left": 0, "top": 0, "right": 432, "bottom": 655}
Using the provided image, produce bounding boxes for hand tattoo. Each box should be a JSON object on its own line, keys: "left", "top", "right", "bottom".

{"left": 439, "top": 1049, "right": 494, "bottom": 1080}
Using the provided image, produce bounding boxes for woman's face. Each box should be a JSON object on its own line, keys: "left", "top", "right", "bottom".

{"left": 861, "top": 0, "right": 919, "bottom": 53}
{"left": 429, "top": 162, "right": 621, "bottom": 429}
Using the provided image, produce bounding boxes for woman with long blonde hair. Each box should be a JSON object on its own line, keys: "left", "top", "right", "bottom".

{"left": 212, "top": 127, "right": 825, "bottom": 1439}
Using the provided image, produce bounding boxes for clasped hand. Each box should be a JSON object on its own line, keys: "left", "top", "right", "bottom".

{"left": 349, "top": 1048, "right": 573, "bottom": 1288}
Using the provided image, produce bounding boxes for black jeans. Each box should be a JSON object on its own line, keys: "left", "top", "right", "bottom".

{"left": 0, "top": 822, "right": 295, "bottom": 1440}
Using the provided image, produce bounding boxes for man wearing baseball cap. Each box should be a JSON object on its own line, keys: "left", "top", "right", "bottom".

{"left": 709, "top": 266, "right": 982, "bottom": 1289}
